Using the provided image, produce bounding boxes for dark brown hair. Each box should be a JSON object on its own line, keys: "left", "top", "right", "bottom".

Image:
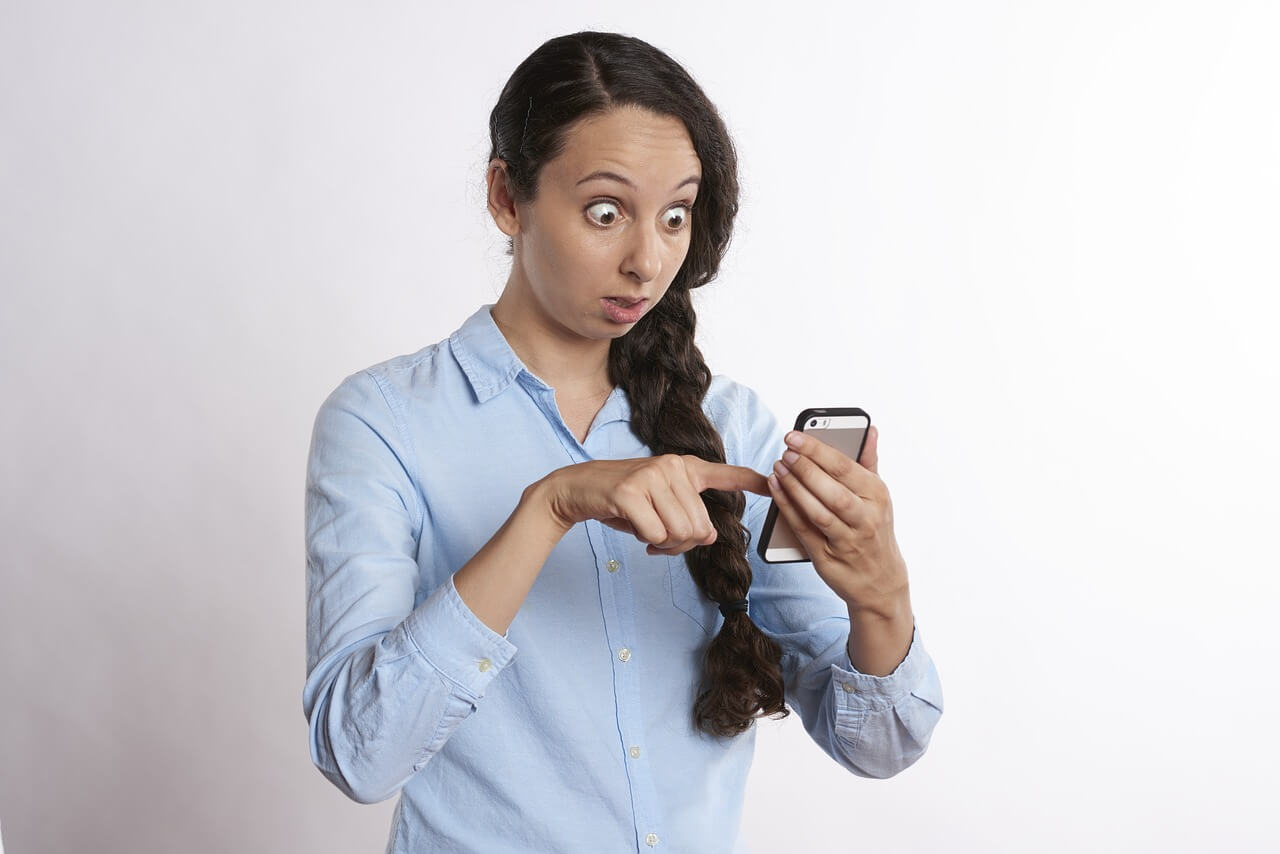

{"left": 487, "top": 31, "right": 790, "bottom": 737}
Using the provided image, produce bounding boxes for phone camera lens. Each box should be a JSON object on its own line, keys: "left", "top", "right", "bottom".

{"left": 809, "top": 419, "right": 817, "bottom": 427}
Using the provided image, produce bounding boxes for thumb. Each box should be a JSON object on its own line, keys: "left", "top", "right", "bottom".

{"left": 859, "top": 424, "right": 879, "bottom": 474}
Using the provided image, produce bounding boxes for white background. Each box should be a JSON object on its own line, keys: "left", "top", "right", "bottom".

{"left": 2, "top": 2, "right": 1277, "bottom": 851}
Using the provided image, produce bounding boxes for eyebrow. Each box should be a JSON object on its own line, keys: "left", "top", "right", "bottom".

{"left": 576, "top": 170, "right": 701, "bottom": 193}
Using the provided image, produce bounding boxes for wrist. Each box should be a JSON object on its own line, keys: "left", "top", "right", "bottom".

{"left": 845, "top": 586, "right": 911, "bottom": 623}
{"left": 521, "top": 475, "right": 574, "bottom": 541}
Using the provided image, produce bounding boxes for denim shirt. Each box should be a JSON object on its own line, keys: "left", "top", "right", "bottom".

{"left": 302, "top": 303, "right": 944, "bottom": 853}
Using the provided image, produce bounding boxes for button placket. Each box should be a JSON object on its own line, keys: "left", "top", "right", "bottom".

{"left": 587, "top": 523, "right": 661, "bottom": 846}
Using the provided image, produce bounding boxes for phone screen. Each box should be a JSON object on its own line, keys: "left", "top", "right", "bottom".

{"left": 761, "top": 411, "right": 870, "bottom": 563}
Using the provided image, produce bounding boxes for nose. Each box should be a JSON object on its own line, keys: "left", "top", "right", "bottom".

{"left": 621, "top": 222, "right": 662, "bottom": 283}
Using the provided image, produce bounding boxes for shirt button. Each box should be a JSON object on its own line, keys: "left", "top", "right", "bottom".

{"left": 606, "top": 559, "right": 620, "bottom": 572}
{"left": 841, "top": 681, "right": 853, "bottom": 693}
{"left": 478, "top": 658, "right": 491, "bottom": 672}
{"left": 629, "top": 745, "right": 641, "bottom": 758}
{"left": 618, "top": 647, "right": 631, "bottom": 662}
{"left": 645, "top": 832, "right": 659, "bottom": 846}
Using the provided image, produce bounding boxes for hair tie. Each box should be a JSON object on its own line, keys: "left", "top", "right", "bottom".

{"left": 717, "top": 598, "right": 749, "bottom": 618}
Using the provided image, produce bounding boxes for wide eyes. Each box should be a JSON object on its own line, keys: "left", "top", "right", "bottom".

{"left": 585, "top": 200, "right": 692, "bottom": 232}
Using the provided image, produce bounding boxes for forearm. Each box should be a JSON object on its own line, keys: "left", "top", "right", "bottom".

{"left": 306, "top": 483, "right": 557, "bottom": 804}
{"left": 782, "top": 600, "right": 943, "bottom": 780}
{"left": 846, "top": 591, "right": 915, "bottom": 676}
{"left": 452, "top": 477, "right": 570, "bottom": 636}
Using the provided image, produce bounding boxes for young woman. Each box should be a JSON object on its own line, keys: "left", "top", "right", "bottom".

{"left": 303, "top": 30, "right": 943, "bottom": 853}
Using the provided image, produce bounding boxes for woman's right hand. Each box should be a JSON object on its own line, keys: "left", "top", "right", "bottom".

{"left": 538, "top": 454, "right": 771, "bottom": 556}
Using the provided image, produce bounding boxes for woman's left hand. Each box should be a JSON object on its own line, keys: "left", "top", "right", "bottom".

{"left": 766, "top": 424, "right": 910, "bottom": 617}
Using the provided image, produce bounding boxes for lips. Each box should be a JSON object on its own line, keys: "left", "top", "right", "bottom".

{"left": 600, "top": 296, "right": 649, "bottom": 324}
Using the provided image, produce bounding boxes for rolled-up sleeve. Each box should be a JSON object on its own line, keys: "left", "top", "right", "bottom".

{"left": 727, "top": 379, "right": 944, "bottom": 779}
{"left": 302, "top": 369, "right": 518, "bottom": 804}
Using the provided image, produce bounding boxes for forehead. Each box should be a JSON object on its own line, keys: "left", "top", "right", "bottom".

{"left": 546, "top": 106, "right": 701, "bottom": 186}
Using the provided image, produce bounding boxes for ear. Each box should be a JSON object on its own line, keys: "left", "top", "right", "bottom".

{"left": 487, "top": 159, "right": 521, "bottom": 238}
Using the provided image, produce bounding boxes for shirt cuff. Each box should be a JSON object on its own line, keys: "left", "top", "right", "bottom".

{"left": 401, "top": 572, "right": 519, "bottom": 699}
{"left": 830, "top": 619, "right": 927, "bottom": 713}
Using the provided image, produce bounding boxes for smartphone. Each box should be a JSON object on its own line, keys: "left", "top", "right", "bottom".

{"left": 756, "top": 407, "right": 871, "bottom": 564}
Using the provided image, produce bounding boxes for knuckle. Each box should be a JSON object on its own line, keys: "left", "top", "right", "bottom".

{"left": 616, "top": 480, "right": 643, "bottom": 502}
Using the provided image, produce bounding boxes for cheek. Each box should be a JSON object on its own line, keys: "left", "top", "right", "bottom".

{"left": 523, "top": 222, "right": 576, "bottom": 280}
{"left": 528, "top": 231, "right": 613, "bottom": 301}
{"left": 661, "top": 237, "right": 693, "bottom": 282}
{"left": 672, "top": 235, "right": 693, "bottom": 264}
{"left": 557, "top": 230, "right": 617, "bottom": 276}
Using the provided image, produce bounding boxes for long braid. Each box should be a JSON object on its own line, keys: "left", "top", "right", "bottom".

{"left": 611, "top": 287, "right": 789, "bottom": 736}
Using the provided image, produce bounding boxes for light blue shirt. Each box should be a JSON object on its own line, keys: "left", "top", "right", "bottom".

{"left": 303, "top": 303, "right": 944, "bottom": 853}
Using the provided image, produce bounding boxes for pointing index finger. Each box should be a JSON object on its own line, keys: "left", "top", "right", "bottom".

{"left": 690, "top": 458, "right": 772, "bottom": 497}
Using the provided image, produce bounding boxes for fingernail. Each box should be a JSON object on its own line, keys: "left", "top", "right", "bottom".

{"left": 782, "top": 450, "right": 799, "bottom": 465}
{"left": 767, "top": 473, "right": 780, "bottom": 489}
{"left": 784, "top": 431, "right": 803, "bottom": 448}
{"left": 773, "top": 460, "right": 790, "bottom": 477}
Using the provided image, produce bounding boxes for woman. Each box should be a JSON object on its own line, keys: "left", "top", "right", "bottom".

{"left": 303, "top": 30, "right": 943, "bottom": 853}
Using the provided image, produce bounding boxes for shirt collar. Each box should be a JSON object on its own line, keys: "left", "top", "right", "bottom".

{"left": 448, "top": 303, "right": 526, "bottom": 403}
{"left": 449, "top": 303, "right": 632, "bottom": 425}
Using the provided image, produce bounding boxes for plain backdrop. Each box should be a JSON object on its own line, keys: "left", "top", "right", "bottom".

{"left": 2, "top": 1, "right": 1278, "bottom": 852}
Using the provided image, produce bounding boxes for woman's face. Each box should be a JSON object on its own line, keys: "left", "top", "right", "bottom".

{"left": 490, "top": 105, "right": 702, "bottom": 341}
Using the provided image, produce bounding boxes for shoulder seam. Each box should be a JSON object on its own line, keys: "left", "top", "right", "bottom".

{"left": 375, "top": 340, "right": 442, "bottom": 377}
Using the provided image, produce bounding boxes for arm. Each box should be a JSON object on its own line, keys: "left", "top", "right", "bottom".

{"left": 302, "top": 370, "right": 564, "bottom": 804}
{"left": 847, "top": 596, "right": 915, "bottom": 678}
{"left": 451, "top": 478, "right": 567, "bottom": 636}
{"left": 730, "top": 380, "right": 944, "bottom": 778}
{"left": 745, "top": 499, "right": 944, "bottom": 779}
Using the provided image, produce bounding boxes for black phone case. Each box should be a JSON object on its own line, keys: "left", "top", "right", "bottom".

{"left": 755, "top": 407, "right": 871, "bottom": 564}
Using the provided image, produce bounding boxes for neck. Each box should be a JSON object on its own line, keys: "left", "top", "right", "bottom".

{"left": 490, "top": 288, "right": 613, "bottom": 397}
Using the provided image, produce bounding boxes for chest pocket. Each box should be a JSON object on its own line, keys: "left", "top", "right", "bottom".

{"left": 667, "top": 554, "right": 723, "bottom": 636}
